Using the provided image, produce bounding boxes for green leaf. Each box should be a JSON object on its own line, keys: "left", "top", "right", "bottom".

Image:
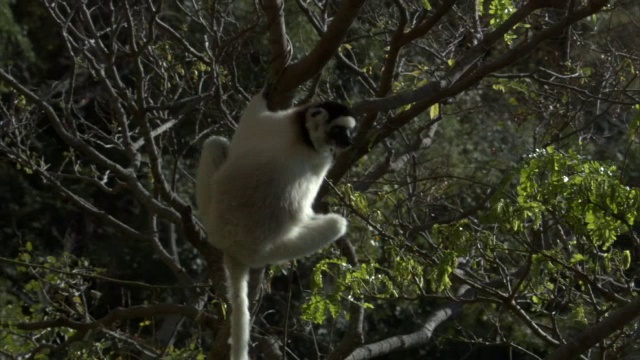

{"left": 429, "top": 103, "right": 440, "bottom": 119}
{"left": 428, "top": 251, "right": 456, "bottom": 292}
{"left": 622, "top": 250, "right": 631, "bottom": 270}
{"left": 570, "top": 253, "right": 586, "bottom": 264}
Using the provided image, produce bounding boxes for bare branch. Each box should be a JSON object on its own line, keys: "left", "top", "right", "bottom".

{"left": 345, "top": 285, "right": 471, "bottom": 360}
{"left": 263, "top": 0, "right": 291, "bottom": 81}
{"left": 4, "top": 304, "right": 215, "bottom": 332}
{"left": 0, "top": 256, "right": 205, "bottom": 290}
{"left": 0, "top": 69, "right": 181, "bottom": 224}
{"left": 353, "top": 122, "right": 439, "bottom": 192}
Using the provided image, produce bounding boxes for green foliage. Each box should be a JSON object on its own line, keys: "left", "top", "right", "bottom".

{"left": 427, "top": 250, "right": 457, "bottom": 292}
{"left": 0, "top": 279, "right": 30, "bottom": 355}
{"left": 164, "top": 339, "right": 207, "bottom": 360}
{"left": 389, "top": 253, "right": 425, "bottom": 296}
{"left": 466, "top": 148, "right": 636, "bottom": 323}
{"left": 302, "top": 240, "right": 466, "bottom": 324}
{"left": 301, "top": 258, "right": 380, "bottom": 324}
{"left": 485, "top": 0, "right": 515, "bottom": 21}
{"left": 0, "top": 0, "right": 35, "bottom": 65}
{"left": 482, "top": 0, "right": 529, "bottom": 43}
{"left": 515, "top": 147, "right": 638, "bottom": 248}
{"left": 0, "top": 243, "right": 105, "bottom": 358}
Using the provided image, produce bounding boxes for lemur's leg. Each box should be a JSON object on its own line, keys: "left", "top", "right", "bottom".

{"left": 258, "top": 214, "right": 347, "bottom": 265}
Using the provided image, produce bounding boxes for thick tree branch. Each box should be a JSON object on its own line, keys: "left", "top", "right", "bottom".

{"left": 296, "top": 0, "right": 377, "bottom": 94}
{"left": 370, "top": 0, "right": 457, "bottom": 113}
{"left": 343, "top": 261, "right": 554, "bottom": 359}
{"left": 351, "top": 0, "right": 596, "bottom": 118}
{"left": 447, "top": 0, "right": 609, "bottom": 100}
{"left": 345, "top": 285, "right": 470, "bottom": 360}
{"left": 376, "top": 0, "right": 409, "bottom": 98}
{"left": 350, "top": 0, "right": 553, "bottom": 117}
{"left": 546, "top": 295, "right": 640, "bottom": 360}
{"left": 327, "top": 0, "right": 609, "bottom": 195}
{"left": 402, "top": 0, "right": 458, "bottom": 45}
{"left": 270, "top": 0, "right": 367, "bottom": 106}
{"left": 263, "top": 0, "right": 291, "bottom": 81}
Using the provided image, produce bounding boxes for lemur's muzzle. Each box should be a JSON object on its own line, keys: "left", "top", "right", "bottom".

{"left": 328, "top": 126, "right": 353, "bottom": 149}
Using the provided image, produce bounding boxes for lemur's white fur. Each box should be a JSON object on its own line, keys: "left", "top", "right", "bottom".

{"left": 196, "top": 93, "right": 356, "bottom": 360}
{"left": 196, "top": 136, "right": 230, "bottom": 221}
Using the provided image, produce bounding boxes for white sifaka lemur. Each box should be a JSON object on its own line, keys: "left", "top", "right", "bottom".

{"left": 196, "top": 91, "right": 356, "bottom": 360}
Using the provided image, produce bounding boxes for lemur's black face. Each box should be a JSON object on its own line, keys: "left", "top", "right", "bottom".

{"left": 327, "top": 124, "right": 354, "bottom": 149}
{"left": 304, "top": 102, "right": 357, "bottom": 152}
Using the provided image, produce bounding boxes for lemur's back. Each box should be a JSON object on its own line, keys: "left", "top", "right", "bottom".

{"left": 206, "top": 108, "right": 332, "bottom": 264}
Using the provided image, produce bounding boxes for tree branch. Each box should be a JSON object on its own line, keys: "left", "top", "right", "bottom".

{"left": 546, "top": 295, "right": 640, "bottom": 360}
{"left": 345, "top": 285, "right": 471, "bottom": 360}
{"left": 4, "top": 304, "right": 215, "bottom": 332}
{"left": 327, "top": 0, "right": 609, "bottom": 195}
{"left": 271, "top": 0, "right": 367, "bottom": 106}
{"left": 263, "top": 0, "right": 291, "bottom": 82}
{"left": 350, "top": 0, "right": 552, "bottom": 117}
{"left": 0, "top": 69, "right": 182, "bottom": 225}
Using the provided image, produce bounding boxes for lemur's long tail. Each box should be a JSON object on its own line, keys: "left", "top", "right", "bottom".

{"left": 225, "top": 255, "right": 251, "bottom": 360}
